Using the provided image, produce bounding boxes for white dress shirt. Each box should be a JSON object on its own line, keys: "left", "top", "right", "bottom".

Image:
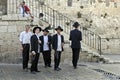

{"left": 43, "top": 35, "right": 49, "bottom": 51}
{"left": 19, "top": 31, "right": 32, "bottom": 44}
{"left": 57, "top": 34, "right": 62, "bottom": 51}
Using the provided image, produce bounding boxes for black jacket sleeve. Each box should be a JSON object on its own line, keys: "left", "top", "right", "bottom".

{"left": 79, "top": 31, "right": 82, "bottom": 41}
{"left": 69, "top": 31, "right": 72, "bottom": 40}
{"left": 31, "top": 35, "right": 35, "bottom": 52}
{"left": 52, "top": 35, "right": 55, "bottom": 50}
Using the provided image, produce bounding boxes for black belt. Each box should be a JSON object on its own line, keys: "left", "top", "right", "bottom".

{"left": 22, "top": 44, "right": 30, "bottom": 49}
{"left": 23, "top": 43, "right": 30, "bottom": 45}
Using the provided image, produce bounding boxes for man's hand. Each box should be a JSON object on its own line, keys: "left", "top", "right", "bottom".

{"left": 32, "top": 51, "right": 36, "bottom": 55}
{"left": 38, "top": 40, "right": 41, "bottom": 44}
{"left": 62, "top": 43, "right": 64, "bottom": 47}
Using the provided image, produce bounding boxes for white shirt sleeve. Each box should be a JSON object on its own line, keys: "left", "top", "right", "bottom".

{"left": 69, "top": 41, "right": 71, "bottom": 46}
{"left": 19, "top": 32, "right": 23, "bottom": 42}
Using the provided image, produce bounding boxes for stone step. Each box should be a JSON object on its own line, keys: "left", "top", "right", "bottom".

{"left": 1, "top": 14, "right": 30, "bottom": 21}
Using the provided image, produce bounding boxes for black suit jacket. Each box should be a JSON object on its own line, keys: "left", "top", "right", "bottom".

{"left": 39, "top": 35, "right": 52, "bottom": 52}
{"left": 30, "top": 34, "right": 40, "bottom": 53}
{"left": 52, "top": 34, "right": 64, "bottom": 51}
{"left": 69, "top": 29, "right": 82, "bottom": 48}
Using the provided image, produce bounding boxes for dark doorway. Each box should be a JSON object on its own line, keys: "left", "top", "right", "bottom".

{"left": 67, "top": 0, "right": 73, "bottom": 6}
{"left": 0, "top": 0, "right": 7, "bottom": 15}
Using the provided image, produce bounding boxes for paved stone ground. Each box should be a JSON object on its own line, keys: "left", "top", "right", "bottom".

{"left": 88, "top": 63, "right": 120, "bottom": 75}
{"left": 86, "top": 53, "right": 120, "bottom": 77}
{"left": 0, "top": 63, "right": 106, "bottom": 80}
{"left": 103, "top": 54, "right": 120, "bottom": 61}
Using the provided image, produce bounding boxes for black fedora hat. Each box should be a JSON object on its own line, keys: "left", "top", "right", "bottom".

{"left": 55, "top": 26, "right": 63, "bottom": 31}
{"left": 42, "top": 29, "right": 49, "bottom": 33}
{"left": 39, "top": 13, "right": 44, "bottom": 17}
{"left": 33, "top": 26, "right": 42, "bottom": 33}
{"left": 42, "top": 26, "right": 51, "bottom": 32}
{"left": 73, "top": 22, "right": 80, "bottom": 28}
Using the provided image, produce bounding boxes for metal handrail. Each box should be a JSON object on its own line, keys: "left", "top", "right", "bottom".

{"left": 7, "top": 0, "right": 102, "bottom": 54}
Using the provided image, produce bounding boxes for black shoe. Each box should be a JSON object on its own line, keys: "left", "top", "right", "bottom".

{"left": 35, "top": 70, "right": 40, "bottom": 72}
{"left": 27, "top": 67, "right": 31, "bottom": 70}
{"left": 31, "top": 71, "right": 36, "bottom": 74}
{"left": 74, "top": 66, "right": 77, "bottom": 69}
{"left": 54, "top": 68, "right": 60, "bottom": 71}
{"left": 58, "top": 67, "right": 62, "bottom": 70}
{"left": 48, "top": 65, "right": 52, "bottom": 67}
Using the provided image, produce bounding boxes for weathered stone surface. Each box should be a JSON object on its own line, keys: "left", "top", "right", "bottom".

{"left": 8, "top": 26, "right": 17, "bottom": 32}
{"left": 0, "top": 40, "right": 4, "bottom": 45}
{"left": 0, "top": 26, "right": 7, "bottom": 32}
{"left": 0, "top": 19, "right": 32, "bottom": 63}
{"left": 0, "top": 21, "right": 8, "bottom": 25}
{"left": 43, "top": 0, "right": 120, "bottom": 55}
{"left": 0, "top": 63, "right": 106, "bottom": 80}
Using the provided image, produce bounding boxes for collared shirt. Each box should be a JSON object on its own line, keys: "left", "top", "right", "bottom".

{"left": 19, "top": 31, "right": 32, "bottom": 44}
{"left": 57, "top": 34, "right": 62, "bottom": 51}
{"left": 43, "top": 35, "right": 49, "bottom": 51}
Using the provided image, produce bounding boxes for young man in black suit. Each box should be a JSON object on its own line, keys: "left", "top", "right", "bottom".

{"left": 39, "top": 29, "right": 52, "bottom": 68}
{"left": 69, "top": 22, "right": 82, "bottom": 69}
{"left": 30, "top": 26, "right": 41, "bottom": 74}
{"left": 52, "top": 26, "right": 64, "bottom": 71}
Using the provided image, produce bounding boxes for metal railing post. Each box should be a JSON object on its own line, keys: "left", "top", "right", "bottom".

{"left": 53, "top": 10, "right": 55, "bottom": 33}
{"left": 99, "top": 36, "right": 102, "bottom": 55}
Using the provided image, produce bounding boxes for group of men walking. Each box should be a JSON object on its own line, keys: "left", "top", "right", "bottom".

{"left": 19, "top": 22, "right": 82, "bottom": 74}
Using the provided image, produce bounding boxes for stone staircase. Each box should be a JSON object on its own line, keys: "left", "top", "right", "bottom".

{"left": 40, "top": 0, "right": 120, "bottom": 63}
{"left": 0, "top": 0, "right": 112, "bottom": 63}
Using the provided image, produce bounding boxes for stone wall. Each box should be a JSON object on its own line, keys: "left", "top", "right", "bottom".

{"left": 0, "top": 18, "right": 29, "bottom": 63}
{"left": 0, "top": 0, "right": 7, "bottom": 15}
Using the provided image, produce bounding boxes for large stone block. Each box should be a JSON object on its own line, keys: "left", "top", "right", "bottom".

{"left": 0, "top": 26, "right": 7, "bottom": 32}
{"left": 0, "top": 21, "right": 8, "bottom": 25}
{"left": 2, "top": 15, "right": 18, "bottom": 20}
{"left": 0, "top": 40, "right": 4, "bottom": 45}
{"left": 8, "top": 26, "right": 17, "bottom": 32}
{"left": 8, "top": 21, "right": 17, "bottom": 25}
{"left": 17, "top": 26, "right": 25, "bottom": 32}
{"left": 0, "top": 33, "right": 5, "bottom": 40}
{"left": 11, "top": 32, "right": 20, "bottom": 39}
{"left": 16, "top": 21, "right": 29, "bottom": 26}
{"left": 4, "top": 33, "right": 12, "bottom": 40}
{"left": 7, "top": 45, "right": 17, "bottom": 53}
{"left": 0, "top": 45, "right": 8, "bottom": 53}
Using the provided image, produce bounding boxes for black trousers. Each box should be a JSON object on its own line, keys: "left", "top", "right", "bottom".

{"left": 72, "top": 48, "right": 80, "bottom": 67}
{"left": 42, "top": 51, "right": 51, "bottom": 66}
{"left": 22, "top": 44, "right": 30, "bottom": 69}
{"left": 31, "top": 53, "right": 40, "bottom": 72}
{"left": 54, "top": 51, "right": 61, "bottom": 69}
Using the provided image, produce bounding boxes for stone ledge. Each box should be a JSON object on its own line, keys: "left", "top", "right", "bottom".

{"left": 1, "top": 15, "right": 30, "bottom": 21}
